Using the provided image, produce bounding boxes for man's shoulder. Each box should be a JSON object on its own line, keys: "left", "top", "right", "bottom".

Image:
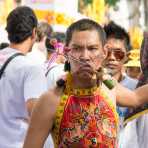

{"left": 121, "top": 74, "right": 138, "bottom": 90}
{"left": 39, "top": 89, "right": 61, "bottom": 114}
{"left": 51, "top": 63, "right": 64, "bottom": 70}
{"left": 0, "top": 47, "right": 32, "bottom": 66}
{"left": 13, "top": 53, "right": 45, "bottom": 70}
{"left": 123, "top": 74, "right": 138, "bottom": 83}
{"left": 47, "top": 64, "right": 65, "bottom": 76}
{"left": 46, "top": 64, "right": 65, "bottom": 89}
{"left": 5, "top": 51, "right": 45, "bottom": 78}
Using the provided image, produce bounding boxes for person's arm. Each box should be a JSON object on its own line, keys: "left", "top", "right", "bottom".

{"left": 116, "top": 83, "right": 148, "bottom": 108}
{"left": 134, "top": 84, "right": 148, "bottom": 106}
{"left": 23, "top": 87, "right": 63, "bottom": 148}
{"left": 26, "top": 99, "right": 37, "bottom": 117}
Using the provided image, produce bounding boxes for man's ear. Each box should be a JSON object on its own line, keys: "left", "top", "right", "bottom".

{"left": 123, "top": 51, "right": 130, "bottom": 63}
{"left": 31, "top": 28, "right": 37, "bottom": 41}
{"left": 102, "top": 44, "right": 108, "bottom": 60}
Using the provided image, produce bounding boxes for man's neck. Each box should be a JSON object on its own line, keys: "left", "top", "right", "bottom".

{"left": 72, "top": 74, "right": 98, "bottom": 89}
{"left": 9, "top": 40, "right": 31, "bottom": 55}
{"left": 113, "top": 72, "right": 124, "bottom": 82}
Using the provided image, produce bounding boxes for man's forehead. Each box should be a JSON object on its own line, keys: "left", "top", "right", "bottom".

{"left": 106, "top": 38, "right": 126, "bottom": 48}
{"left": 69, "top": 30, "right": 102, "bottom": 46}
{"left": 107, "top": 38, "right": 125, "bottom": 45}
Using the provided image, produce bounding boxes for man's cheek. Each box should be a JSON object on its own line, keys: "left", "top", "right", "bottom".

{"left": 94, "top": 61, "right": 101, "bottom": 69}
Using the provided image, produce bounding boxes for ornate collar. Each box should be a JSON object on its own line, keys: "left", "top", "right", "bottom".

{"left": 64, "top": 73, "right": 99, "bottom": 96}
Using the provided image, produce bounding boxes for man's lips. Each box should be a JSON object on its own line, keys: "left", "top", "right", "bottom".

{"left": 106, "top": 63, "right": 117, "bottom": 69}
{"left": 78, "top": 64, "right": 94, "bottom": 75}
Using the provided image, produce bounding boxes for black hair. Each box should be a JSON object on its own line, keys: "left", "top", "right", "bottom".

{"left": 65, "top": 18, "right": 106, "bottom": 46}
{"left": 0, "top": 42, "right": 9, "bottom": 50}
{"left": 52, "top": 32, "right": 65, "bottom": 43}
{"left": 6, "top": 6, "right": 38, "bottom": 43}
{"left": 57, "top": 19, "right": 107, "bottom": 88}
{"left": 104, "top": 21, "right": 131, "bottom": 51}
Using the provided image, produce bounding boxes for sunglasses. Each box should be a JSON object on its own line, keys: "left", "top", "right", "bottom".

{"left": 107, "top": 48, "right": 126, "bottom": 61}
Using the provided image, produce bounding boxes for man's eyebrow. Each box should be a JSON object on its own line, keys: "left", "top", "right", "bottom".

{"left": 88, "top": 44, "right": 100, "bottom": 47}
{"left": 71, "top": 44, "right": 83, "bottom": 48}
{"left": 71, "top": 44, "right": 100, "bottom": 47}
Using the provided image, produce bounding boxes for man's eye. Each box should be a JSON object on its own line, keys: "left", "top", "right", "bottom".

{"left": 88, "top": 48, "right": 98, "bottom": 51}
{"left": 72, "top": 47, "right": 80, "bottom": 51}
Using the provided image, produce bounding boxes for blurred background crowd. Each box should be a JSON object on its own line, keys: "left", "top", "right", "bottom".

{"left": 0, "top": 0, "right": 145, "bottom": 74}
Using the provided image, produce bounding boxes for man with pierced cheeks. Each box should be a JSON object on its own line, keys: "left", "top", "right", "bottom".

{"left": 24, "top": 19, "right": 148, "bottom": 148}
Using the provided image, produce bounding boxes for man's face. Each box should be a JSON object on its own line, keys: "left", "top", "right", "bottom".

{"left": 67, "top": 30, "right": 106, "bottom": 81}
{"left": 126, "top": 67, "right": 141, "bottom": 79}
{"left": 104, "top": 38, "right": 127, "bottom": 75}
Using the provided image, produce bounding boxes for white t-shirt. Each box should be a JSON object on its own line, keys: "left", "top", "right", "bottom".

{"left": 118, "top": 74, "right": 138, "bottom": 147}
{"left": 117, "top": 74, "right": 138, "bottom": 128}
{"left": 46, "top": 64, "right": 65, "bottom": 89}
{"left": 44, "top": 63, "right": 65, "bottom": 148}
{"left": 27, "top": 43, "right": 47, "bottom": 65}
{"left": 0, "top": 47, "right": 47, "bottom": 148}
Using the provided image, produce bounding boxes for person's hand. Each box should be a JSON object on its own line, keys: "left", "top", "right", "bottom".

{"left": 96, "top": 68, "right": 116, "bottom": 89}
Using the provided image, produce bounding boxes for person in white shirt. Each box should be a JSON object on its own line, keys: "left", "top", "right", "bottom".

{"left": 45, "top": 32, "right": 66, "bottom": 89}
{"left": 0, "top": 6, "right": 47, "bottom": 148}
{"left": 27, "top": 21, "right": 53, "bottom": 65}
{"left": 44, "top": 32, "right": 66, "bottom": 148}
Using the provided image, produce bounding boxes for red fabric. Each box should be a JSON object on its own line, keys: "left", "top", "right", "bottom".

{"left": 58, "top": 95, "right": 117, "bottom": 148}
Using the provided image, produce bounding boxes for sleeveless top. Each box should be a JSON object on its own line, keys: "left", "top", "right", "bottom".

{"left": 51, "top": 86, "right": 118, "bottom": 148}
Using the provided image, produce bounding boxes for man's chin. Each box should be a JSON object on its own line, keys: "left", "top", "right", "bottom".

{"left": 78, "top": 73, "right": 94, "bottom": 81}
{"left": 107, "top": 68, "right": 118, "bottom": 76}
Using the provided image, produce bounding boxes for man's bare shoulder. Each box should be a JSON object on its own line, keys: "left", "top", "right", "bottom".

{"left": 36, "top": 87, "right": 63, "bottom": 117}
{"left": 40, "top": 90, "right": 60, "bottom": 105}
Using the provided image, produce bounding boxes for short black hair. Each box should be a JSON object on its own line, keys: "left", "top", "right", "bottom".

{"left": 104, "top": 21, "right": 131, "bottom": 51}
{"left": 6, "top": 6, "right": 38, "bottom": 43}
{"left": 65, "top": 19, "right": 106, "bottom": 46}
{"left": 52, "top": 32, "right": 65, "bottom": 43}
{"left": 0, "top": 42, "right": 9, "bottom": 50}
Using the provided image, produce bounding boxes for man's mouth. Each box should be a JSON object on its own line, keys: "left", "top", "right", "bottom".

{"left": 75, "top": 65, "right": 94, "bottom": 78}
{"left": 106, "top": 63, "right": 117, "bottom": 69}
{"left": 79, "top": 64, "right": 94, "bottom": 73}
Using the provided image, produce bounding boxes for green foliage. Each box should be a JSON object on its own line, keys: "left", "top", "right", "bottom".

{"left": 79, "top": 0, "right": 120, "bottom": 7}
{"left": 78, "top": 0, "right": 92, "bottom": 12}
{"left": 83, "top": 0, "right": 93, "bottom": 5}
{"left": 105, "top": 0, "right": 120, "bottom": 6}
{"left": 84, "top": 0, "right": 93, "bottom": 5}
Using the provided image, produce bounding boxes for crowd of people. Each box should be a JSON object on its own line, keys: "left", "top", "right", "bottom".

{"left": 0, "top": 6, "right": 148, "bottom": 148}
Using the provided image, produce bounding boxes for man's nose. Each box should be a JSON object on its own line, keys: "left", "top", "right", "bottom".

{"left": 107, "top": 50, "right": 116, "bottom": 60}
{"left": 80, "top": 49, "right": 90, "bottom": 60}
